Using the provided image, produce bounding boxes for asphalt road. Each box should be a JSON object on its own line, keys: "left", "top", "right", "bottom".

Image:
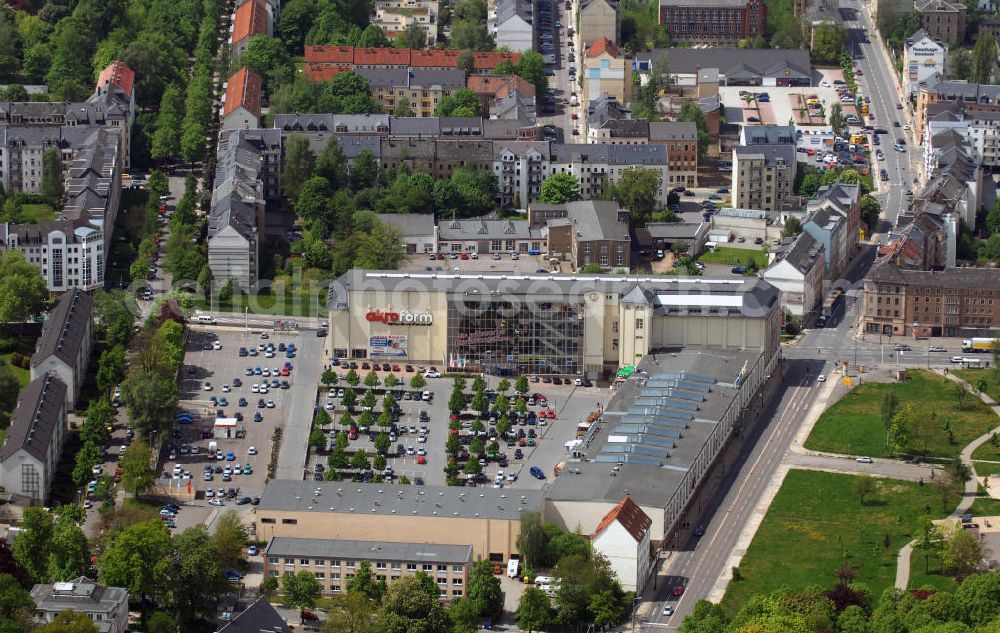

{"left": 639, "top": 360, "right": 820, "bottom": 629}
{"left": 842, "top": 0, "right": 921, "bottom": 228}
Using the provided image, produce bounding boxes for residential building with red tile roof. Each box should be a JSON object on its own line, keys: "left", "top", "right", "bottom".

{"left": 96, "top": 61, "right": 135, "bottom": 100}
{"left": 591, "top": 496, "right": 653, "bottom": 593}
{"left": 232, "top": 0, "right": 269, "bottom": 56}
{"left": 223, "top": 67, "right": 263, "bottom": 131}
{"left": 467, "top": 74, "right": 536, "bottom": 116}
{"left": 471, "top": 51, "right": 522, "bottom": 72}
{"left": 303, "top": 64, "right": 353, "bottom": 82}
{"left": 411, "top": 49, "right": 461, "bottom": 68}
{"left": 302, "top": 47, "right": 522, "bottom": 77}
{"left": 306, "top": 46, "right": 356, "bottom": 64}
{"left": 583, "top": 37, "right": 630, "bottom": 105}
{"left": 353, "top": 47, "right": 413, "bottom": 67}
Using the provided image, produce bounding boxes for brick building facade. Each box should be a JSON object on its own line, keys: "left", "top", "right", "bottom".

{"left": 658, "top": 0, "right": 766, "bottom": 43}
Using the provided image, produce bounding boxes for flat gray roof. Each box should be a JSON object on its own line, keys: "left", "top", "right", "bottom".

{"left": 546, "top": 347, "right": 762, "bottom": 508}
{"left": 257, "top": 479, "right": 543, "bottom": 520}
{"left": 265, "top": 537, "right": 472, "bottom": 564}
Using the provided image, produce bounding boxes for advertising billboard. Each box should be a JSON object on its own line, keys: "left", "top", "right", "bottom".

{"left": 370, "top": 335, "right": 408, "bottom": 357}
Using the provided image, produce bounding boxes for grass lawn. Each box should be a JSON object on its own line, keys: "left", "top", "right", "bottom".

{"left": 804, "top": 370, "right": 998, "bottom": 459}
{"left": 720, "top": 470, "right": 952, "bottom": 616}
{"left": 970, "top": 485, "right": 1000, "bottom": 517}
{"left": 696, "top": 245, "right": 769, "bottom": 269}
{"left": 909, "top": 551, "right": 960, "bottom": 592}
{"left": 21, "top": 203, "right": 59, "bottom": 223}
{"left": 0, "top": 353, "right": 30, "bottom": 387}
{"left": 972, "top": 461, "right": 1000, "bottom": 477}
{"left": 955, "top": 368, "right": 1000, "bottom": 405}
{"left": 189, "top": 289, "right": 330, "bottom": 318}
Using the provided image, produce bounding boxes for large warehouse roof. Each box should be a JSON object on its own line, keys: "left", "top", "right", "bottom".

{"left": 327, "top": 270, "right": 779, "bottom": 318}
{"left": 258, "top": 480, "right": 543, "bottom": 520}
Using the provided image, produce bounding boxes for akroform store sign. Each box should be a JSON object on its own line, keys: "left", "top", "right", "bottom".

{"left": 365, "top": 309, "right": 434, "bottom": 326}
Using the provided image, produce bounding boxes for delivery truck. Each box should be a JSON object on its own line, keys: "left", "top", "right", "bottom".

{"left": 962, "top": 338, "right": 996, "bottom": 353}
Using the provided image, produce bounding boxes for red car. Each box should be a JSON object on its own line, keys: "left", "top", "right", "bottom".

{"left": 518, "top": 438, "right": 527, "bottom": 446}
{"left": 392, "top": 364, "right": 400, "bottom": 372}
{"left": 673, "top": 584, "right": 686, "bottom": 597}
{"left": 855, "top": 69, "right": 863, "bottom": 76}
{"left": 460, "top": 253, "right": 470, "bottom": 260}
{"left": 280, "top": 368, "right": 290, "bottom": 376}
{"left": 416, "top": 455, "right": 427, "bottom": 464}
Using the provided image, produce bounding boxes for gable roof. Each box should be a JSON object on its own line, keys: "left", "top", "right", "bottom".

{"left": 96, "top": 61, "right": 135, "bottom": 99}
{"left": 0, "top": 374, "right": 66, "bottom": 463}
{"left": 218, "top": 597, "right": 291, "bottom": 633}
{"left": 593, "top": 496, "right": 652, "bottom": 542}
{"left": 411, "top": 49, "right": 461, "bottom": 68}
{"left": 31, "top": 289, "right": 93, "bottom": 370}
{"left": 354, "top": 47, "right": 413, "bottom": 66}
{"left": 232, "top": 0, "right": 267, "bottom": 45}
{"left": 587, "top": 36, "right": 621, "bottom": 58}
{"left": 224, "top": 67, "right": 262, "bottom": 119}
{"left": 305, "top": 45, "right": 356, "bottom": 64}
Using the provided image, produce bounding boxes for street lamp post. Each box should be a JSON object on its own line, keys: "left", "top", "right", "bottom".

{"left": 631, "top": 595, "right": 643, "bottom": 632}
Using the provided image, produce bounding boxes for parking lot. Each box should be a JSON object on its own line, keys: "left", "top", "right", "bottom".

{"left": 165, "top": 325, "right": 323, "bottom": 506}
{"left": 718, "top": 68, "right": 848, "bottom": 127}
{"left": 308, "top": 369, "right": 608, "bottom": 491}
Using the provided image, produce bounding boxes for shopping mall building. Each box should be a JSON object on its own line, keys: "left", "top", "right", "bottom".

{"left": 325, "top": 270, "right": 781, "bottom": 379}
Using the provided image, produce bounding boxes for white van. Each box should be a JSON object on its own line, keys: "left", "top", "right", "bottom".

{"left": 197, "top": 314, "right": 216, "bottom": 324}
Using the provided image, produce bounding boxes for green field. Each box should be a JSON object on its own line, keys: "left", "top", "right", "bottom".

{"left": 0, "top": 353, "right": 30, "bottom": 388}
{"left": 721, "top": 469, "right": 951, "bottom": 615}
{"left": 696, "top": 245, "right": 769, "bottom": 269}
{"left": 805, "top": 370, "right": 998, "bottom": 459}
{"left": 955, "top": 368, "right": 1000, "bottom": 405}
{"left": 21, "top": 203, "right": 59, "bottom": 223}
{"left": 972, "top": 460, "right": 1000, "bottom": 477}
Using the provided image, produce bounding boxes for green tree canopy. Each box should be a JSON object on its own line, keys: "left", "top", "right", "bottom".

{"left": 539, "top": 173, "right": 583, "bottom": 204}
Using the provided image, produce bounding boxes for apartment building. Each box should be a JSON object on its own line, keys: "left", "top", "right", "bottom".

{"left": 374, "top": 0, "right": 438, "bottom": 46}
{"left": 583, "top": 37, "right": 630, "bottom": 105}
{"left": 586, "top": 93, "right": 647, "bottom": 145}
{"left": 917, "top": 79, "right": 1000, "bottom": 143}
{"left": 760, "top": 233, "right": 825, "bottom": 318}
{"left": 207, "top": 128, "right": 281, "bottom": 291}
{"left": 222, "top": 67, "right": 262, "bottom": 131}
{"left": 550, "top": 143, "right": 669, "bottom": 203}
{"left": 491, "top": 0, "right": 536, "bottom": 52}
{"left": 232, "top": 0, "right": 269, "bottom": 56}
{"left": 921, "top": 125, "right": 983, "bottom": 230}
{"left": 802, "top": 182, "right": 860, "bottom": 279}
{"left": 493, "top": 140, "right": 551, "bottom": 208}
{"left": 29, "top": 289, "right": 93, "bottom": 411}
{"left": 658, "top": 0, "right": 767, "bottom": 44}
{"left": 264, "top": 538, "right": 471, "bottom": 599}
{"left": 903, "top": 30, "right": 948, "bottom": 99}
{"left": 633, "top": 48, "right": 810, "bottom": 87}
{"left": 648, "top": 121, "right": 698, "bottom": 187}
{"left": 357, "top": 67, "right": 466, "bottom": 117}
{"left": 731, "top": 144, "right": 796, "bottom": 212}
{"left": 437, "top": 217, "right": 543, "bottom": 253}
{"left": 915, "top": 0, "right": 966, "bottom": 47}
{"left": 31, "top": 578, "right": 128, "bottom": 633}
{"left": 304, "top": 46, "right": 521, "bottom": 76}
{"left": 529, "top": 200, "right": 631, "bottom": 269}
{"left": 861, "top": 264, "right": 1000, "bottom": 337}
{"left": 580, "top": 0, "right": 621, "bottom": 47}
{"left": 0, "top": 374, "right": 67, "bottom": 502}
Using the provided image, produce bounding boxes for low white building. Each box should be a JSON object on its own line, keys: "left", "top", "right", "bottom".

{"left": 591, "top": 496, "right": 653, "bottom": 594}
{"left": 377, "top": 214, "right": 438, "bottom": 254}
{"left": 31, "top": 577, "right": 129, "bottom": 633}
{"left": 903, "top": 30, "right": 948, "bottom": 99}
{"left": 29, "top": 289, "right": 94, "bottom": 411}
{"left": 0, "top": 374, "right": 67, "bottom": 502}
{"left": 491, "top": 0, "right": 535, "bottom": 52}
{"left": 760, "top": 233, "right": 825, "bottom": 319}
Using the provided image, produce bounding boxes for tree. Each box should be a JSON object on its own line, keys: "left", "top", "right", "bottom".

{"left": 467, "top": 560, "right": 503, "bottom": 616}
{"left": 436, "top": 87, "right": 481, "bottom": 117}
{"left": 121, "top": 371, "right": 178, "bottom": 437}
{"left": 0, "top": 251, "right": 47, "bottom": 322}
{"left": 410, "top": 373, "right": 426, "bottom": 389}
{"left": 449, "top": 597, "right": 480, "bottom": 633}
{"left": 163, "top": 526, "right": 230, "bottom": 621}
{"left": 934, "top": 470, "right": 959, "bottom": 513}
{"left": 0, "top": 573, "right": 35, "bottom": 631}
{"left": 40, "top": 147, "right": 63, "bottom": 204}
{"left": 515, "top": 375, "right": 529, "bottom": 394}
{"left": 47, "top": 512, "right": 88, "bottom": 583}
{"left": 347, "top": 560, "right": 387, "bottom": 602}
{"left": 145, "top": 612, "right": 176, "bottom": 633}
{"left": 151, "top": 84, "right": 183, "bottom": 161}
{"left": 324, "top": 591, "right": 378, "bottom": 633}
{"left": 283, "top": 570, "right": 323, "bottom": 610}
{"left": 887, "top": 406, "right": 912, "bottom": 456}
{"left": 613, "top": 168, "right": 661, "bottom": 227}
{"left": 119, "top": 442, "right": 155, "bottom": 497}
{"left": 973, "top": 33, "right": 997, "bottom": 84}
{"left": 860, "top": 194, "right": 881, "bottom": 231}
{"left": 377, "top": 572, "right": 450, "bottom": 632}
{"left": 351, "top": 449, "right": 371, "bottom": 471}
{"left": 34, "top": 611, "right": 99, "bottom": 633}
{"left": 829, "top": 102, "right": 846, "bottom": 137}
{"left": 812, "top": 24, "right": 846, "bottom": 64}
{"left": 516, "top": 50, "right": 548, "bottom": 97}
{"left": 283, "top": 134, "right": 316, "bottom": 203}
{"left": 517, "top": 586, "right": 553, "bottom": 632}
{"left": 364, "top": 371, "right": 379, "bottom": 388}
{"left": 539, "top": 173, "right": 582, "bottom": 203}
{"left": 942, "top": 524, "right": 983, "bottom": 579}
{"left": 98, "top": 520, "right": 171, "bottom": 599}
{"left": 213, "top": 511, "right": 247, "bottom": 570}
{"left": 516, "top": 511, "right": 549, "bottom": 569}
{"left": 350, "top": 149, "right": 379, "bottom": 191}
{"left": 456, "top": 50, "right": 476, "bottom": 73}
{"left": 913, "top": 515, "right": 944, "bottom": 574}
{"left": 398, "top": 22, "right": 428, "bottom": 48}
{"left": 12, "top": 507, "right": 53, "bottom": 583}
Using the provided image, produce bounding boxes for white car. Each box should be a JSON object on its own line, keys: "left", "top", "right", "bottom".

{"left": 417, "top": 434, "right": 427, "bottom": 443}
{"left": 209, "top": 498, "right": 225, "bottom": 506}
{"left": 816, "top": 374, "right": 826, "bottom": 382}
{"left": 119, "top": 445, "right": 127, "bottom": 455}
{"left": 574, "top": 378, "right": 582, "bottom": 386}
{"left": 222, "top": 384, "right": 231, "bottom": 393}
{"left": 248, "top": 446, "right": 257, "bottom": 455}
{"left": 266, "top": 400, "right": 275, "bottom": 408}
{"left": 258, "top": 385, "right": 269, "bottom": 394}
{"left": 820, "top": 80, "right": 831, "bottom": 88}
{"left": 205, "top": 489, "right": 215, "bottom": 497}
{"left": 212, "top": 341, "right": 222, "bottom": 350}
{"left": 202, "top": 382, "right": 212, "bottom": 391}
{"left": 325, "top": 401, "right": 334, "bottom": 410}
{"left": 417, "top": 447, "right": 427, "bottom": 456}
{"left": 662, "top": 604, "right": 674, "bottom": 617}
{"left": 251, "top": 384, "right": 260, "bottom": 393}
{"left": 425, "top": 370, "right": 441, "bottom": 378}
{"left": 856, "top": 456, "right": 874, "bottom": 464}
{"left": 173, "top": 464, "right": 182, "bottom": 475}
{"left": 92, "top": 464, "right": 103, "bottom": 475}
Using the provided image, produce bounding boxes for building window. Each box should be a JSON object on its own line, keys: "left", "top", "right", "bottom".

{"left": 452, "top": 565, "right": 463, "bottom": 572}
{"left": 407, "top": 564, "right": 417, "bottom": 570}
{"left": 282, "top": 519, "right": 298, "bottom": 525}
{"left": 300, "top": 559, "right": 310, "bottom": 566}
{"left": 376, "top": 563, "right": 387, "bottom": 569}
{"left": 261, "top": 518, "right": 275, "bottom": 524}
{"left": 635, "top": 318, "right": 644, "bottom": 330}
